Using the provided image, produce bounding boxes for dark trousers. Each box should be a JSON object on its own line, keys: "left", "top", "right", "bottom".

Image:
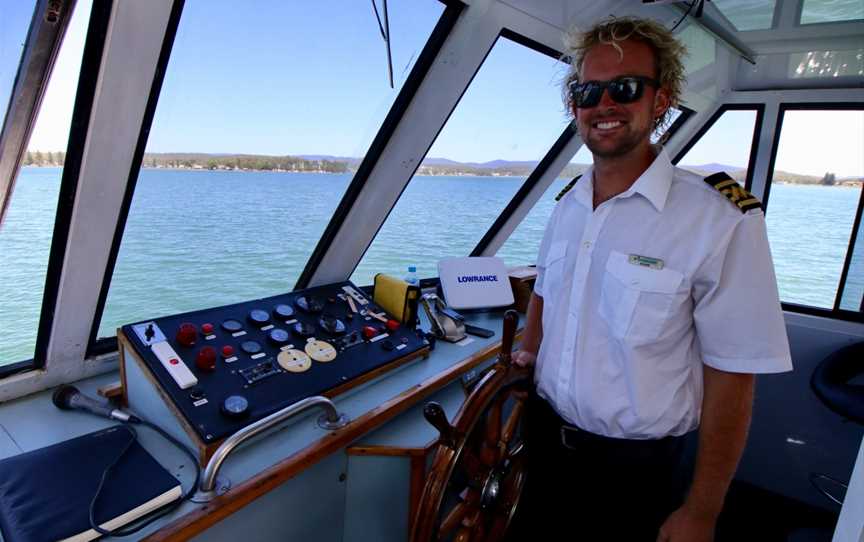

{"left": 509, "top": 393, "right": 690, "bottom": 541}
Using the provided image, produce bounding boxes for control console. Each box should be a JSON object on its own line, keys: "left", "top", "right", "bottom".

{"left": 119, "top": 281, "right": 429, "bottom": 454}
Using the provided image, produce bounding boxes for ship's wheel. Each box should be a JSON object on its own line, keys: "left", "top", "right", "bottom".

{"left": 411, "top": 310, "right": 532, "bottom": 542}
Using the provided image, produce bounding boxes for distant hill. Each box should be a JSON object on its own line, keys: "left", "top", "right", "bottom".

{"left": 21, "top": 151, "right": 862, "bottom": 187}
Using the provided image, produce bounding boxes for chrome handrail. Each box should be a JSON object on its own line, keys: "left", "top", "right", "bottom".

{"left": 193, "top": 395, "right": 349, "bottom": 502}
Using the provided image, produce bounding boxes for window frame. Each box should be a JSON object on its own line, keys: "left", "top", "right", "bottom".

{"left": 711, "top": 0, "right": 781, "bottom": 32}
{"left": 478, "top": 103, "right": 695, "bottom": 259}
{"left": 796, "top": 0, "right": 864, "bottom": 27}
{"left": 346, "top": 27, "right": 572, "bottom": 281}
{"left": 87, "top": 0, "right": 465, "bottom": 356}
{"left": 0, "top": 0, "right": 112, "bottom": 378}
{"left": 464, "top": 27, "right": 568, "bottom": 257}
{"left": 671, "top": 103, "right": 765, "bottom": 192}
{"left": 764, "top": 102, "right": 864, "bottom": 323}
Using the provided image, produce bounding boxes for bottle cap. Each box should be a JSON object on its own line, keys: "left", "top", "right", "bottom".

{"left": 408, "top": 265, "right": 417, "bottom": 272}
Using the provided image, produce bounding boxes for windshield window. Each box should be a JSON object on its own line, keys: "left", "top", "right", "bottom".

{"left": 0, "top": 2, "right": 34, "bottom": 118}
{"left": 351, "top": 36, "right": 569, "bottom": 284}
{"left": 766, "top": 108, "right": 864, "bottom": 309}
{"left": 675, "top": 109, "right": 759, "bottom": 186}
{"left": 96, "top": 0, "right": 445, "bottom": 339}
{"left": 0, "top": 0, "right": 92, "bottom": 366}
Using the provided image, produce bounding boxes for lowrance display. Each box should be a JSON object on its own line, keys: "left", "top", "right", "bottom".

{"left": 438, "top": 257, "right": 514, "bottom": 310}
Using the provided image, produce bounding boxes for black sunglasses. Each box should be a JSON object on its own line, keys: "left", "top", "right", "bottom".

{"left": 569, "top": 76, "right": 659, "bottom": 108}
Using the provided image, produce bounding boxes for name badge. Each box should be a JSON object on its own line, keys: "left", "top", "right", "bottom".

{"left": 628, "top": 254, "right": 664, "bottom": 270}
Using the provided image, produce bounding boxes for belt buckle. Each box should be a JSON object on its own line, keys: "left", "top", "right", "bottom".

{"left": 559, "top": 424, "right": 582, "bottom": 451}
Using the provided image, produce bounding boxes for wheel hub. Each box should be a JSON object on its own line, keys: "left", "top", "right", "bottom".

{"left": 480, "top": 467, "right": 507, "bottom": 509}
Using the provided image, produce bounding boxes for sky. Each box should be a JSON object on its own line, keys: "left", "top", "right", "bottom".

{"left": 3, "top": 0, "right": 863, "bottom": 177}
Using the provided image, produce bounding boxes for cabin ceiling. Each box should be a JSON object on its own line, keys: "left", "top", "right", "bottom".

{"left": 492, "top": 0, "right": 864, "bottom": 55}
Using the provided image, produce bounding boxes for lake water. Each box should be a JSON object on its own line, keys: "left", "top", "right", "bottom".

{"left": 0, "top": 167, "right": 861, "bottom": 364}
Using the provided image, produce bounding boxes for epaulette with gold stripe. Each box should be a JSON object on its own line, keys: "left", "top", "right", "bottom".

{"left": 555, "top": 175, "right": 582, "bottom": 201}
{"left": 703, "top": 172, "right": 761, "bottom": 213}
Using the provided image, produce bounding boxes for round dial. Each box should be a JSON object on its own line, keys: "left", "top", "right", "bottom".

{"left": 277, "top": 349, "right": 312, "bottom": 373}
{"left": 221, "top": 319, "right": 243, "bottom": 333}
{"left": 240, "top": 340, "right": 262, "bottom": 354}
{"left": 305, "top": 339, "right": 337, "bottom": 362}
{"left": 221, "top": 395, "right": 249, "bottom": 418}
{"left": 274, "top": 304, "right": 294, "bottom": 319}
{"left": 268, "top": 328, "right": 290, "bottom": 345}
{"left": 248, "top": 309, "right": 270, "bottom": 326}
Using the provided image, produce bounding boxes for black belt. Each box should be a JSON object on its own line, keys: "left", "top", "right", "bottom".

{"left": 530, "top": 393, "right": 686, "bottom": 455}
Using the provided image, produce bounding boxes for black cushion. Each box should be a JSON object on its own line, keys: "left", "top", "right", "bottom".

{"left": 810, "top": 341, "right": 864, "bottom": 425}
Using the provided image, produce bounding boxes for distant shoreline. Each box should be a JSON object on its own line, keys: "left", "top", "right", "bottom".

{"left": 20, "top": 164, "right": 863, "bottom": 187}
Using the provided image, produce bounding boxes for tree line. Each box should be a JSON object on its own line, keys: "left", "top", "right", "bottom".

{"left": 21, "top": 151, "right": 862, "bottom": 186}
{"left": 23, "top": 151, "right": 66, "bottom": 166}
{"left": 22, "top": 151, "right": 349, "bottom": 173}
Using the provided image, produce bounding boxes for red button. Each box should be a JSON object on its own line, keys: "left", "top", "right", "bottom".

{"left": 362, "top": 326, "right": 379, "bottom": 340}
{"left": 176, "top": 322, "right": 198, "bottom": 347}
{"left": 201, "top": 323, "right": 214, "bottom": 334}
{"left": 169, "top": 358, "right": 179, "bottom": 365}
{"left": 386, "top": 319, "right": 400, "bottom": 332}
{"left": 196, "top": 346, "right": 217, "bottom": 371}
{"left": 221, "top": 345, "right": 235, "bottom": 357}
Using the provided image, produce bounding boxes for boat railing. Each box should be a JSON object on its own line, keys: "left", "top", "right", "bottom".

{"left": 193, "top": 395, "right": 349, "bottom": 503}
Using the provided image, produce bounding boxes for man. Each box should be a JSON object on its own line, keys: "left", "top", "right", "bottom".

{"left": 511, "top": 16, "right": 793, "bottom": 541}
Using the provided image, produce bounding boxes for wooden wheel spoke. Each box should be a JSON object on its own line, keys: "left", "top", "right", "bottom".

{"left": 454, "top": 526, "right": 472, "bottom": 542}
{"left": 439, "top": 501, "right": 469, "bottom": 537}
{"left": 480, "top": 394, "right": 508, "bottom": 467}
{"left": 459, "top": 448, "right": 488, "bottom": 486}
{"left": 498, "top": 398, "right": 524, "bottom": 451}
{"left": 484, "top": 394, "right": 505, "bottom": 447}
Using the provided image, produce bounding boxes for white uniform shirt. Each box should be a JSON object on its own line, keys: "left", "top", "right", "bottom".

{"left": 534, "top": 148, "right": 793, "bottom": 439}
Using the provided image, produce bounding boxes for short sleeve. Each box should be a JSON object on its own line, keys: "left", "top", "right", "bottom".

{"left": 692, "top": 212, "right": 793, "bottom": 374}
{"left": 533, "top": 203, "right": 561, "bottom": 298}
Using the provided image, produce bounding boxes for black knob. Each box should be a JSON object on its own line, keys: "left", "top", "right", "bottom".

{"left": 292, "top": 321, "right": 316, "bottom": 338}
{"left": 319, "top": 315, "right": 346, "bottom": 335}
{"left": 296, "top": 295, "right": 324, "bottom": 313}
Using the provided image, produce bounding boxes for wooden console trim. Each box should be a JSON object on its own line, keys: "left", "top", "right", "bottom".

{"left": 144, "top": 334, "right": 518, "bottom": 542}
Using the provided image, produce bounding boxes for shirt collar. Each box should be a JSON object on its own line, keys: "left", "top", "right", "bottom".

{"left": 630, "top": 147, "right": 673, "bottom": 212}
{"left": 568, "top": 147, "right": 673, "bottom": 213}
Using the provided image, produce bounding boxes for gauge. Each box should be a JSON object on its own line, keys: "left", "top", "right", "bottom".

{"left": 268, "top": 328, "right": 290, "bottom": 345}
{"left": 248, "top": 309, "right": 270, "bottom": 326}
{"left": 240, "top": 340, "right": 262, "bottom": 354}
{"left": 274, "top": 304, "right": 294, "bottom": 319}
{"left": 221, "top": 395, "right": 249, "bottom": 419}
{"left": 221, "top": 319, "right": 243, "bottom": 333}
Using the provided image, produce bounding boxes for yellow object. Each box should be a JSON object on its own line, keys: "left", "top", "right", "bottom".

{"left": 373, "top": 273, "right": 420, "bottom": 326}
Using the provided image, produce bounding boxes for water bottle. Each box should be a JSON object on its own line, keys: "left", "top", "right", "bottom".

{"left": 404, "top": 265, "right": 419, "bottom": 286}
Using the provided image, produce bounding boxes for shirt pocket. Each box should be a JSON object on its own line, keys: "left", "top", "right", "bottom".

{"left": 599, "top": 251, "right": 684, "bottom": 343}
{"left": 541, "top": 240, "right": 568, "bottom": 297}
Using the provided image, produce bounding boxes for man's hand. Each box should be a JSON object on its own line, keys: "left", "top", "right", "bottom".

{"left": 657, "top": 504, "right": 717, "bottom": 542}
{"left": 511, "top": 350, "right": 536, "bottom": 367}
{"left": 512, "top": 293, "right": 543, "bottom": 368}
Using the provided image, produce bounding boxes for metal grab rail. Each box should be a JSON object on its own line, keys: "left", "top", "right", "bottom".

{"left": 193, "top": 396, "right": 349, "bottom": 502}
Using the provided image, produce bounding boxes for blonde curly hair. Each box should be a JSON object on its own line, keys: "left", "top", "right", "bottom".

{"left": 563, "top": 16, "right": 687, "bottom": 131}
